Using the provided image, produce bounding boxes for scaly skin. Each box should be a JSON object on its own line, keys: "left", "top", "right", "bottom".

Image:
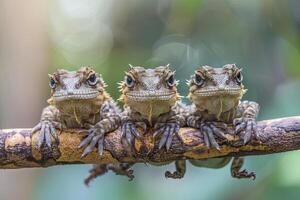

{"left": 31, "top": 67, "right": 128, "bottom": 185}
{"left": 187, "top": 64, "right": 259, "bottom": 179}
{"left": 119, "top": 65, "right": 187, "bottom": 179}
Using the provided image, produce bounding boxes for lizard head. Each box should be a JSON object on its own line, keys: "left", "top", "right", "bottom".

{"left": 47, "top": 67, "right": 110, "bottom": 115}
{"left": 119, "top": 65, "right": 180, "bottom": 120}
{"left": 188, "top": 64, "right": 246, "bottom": 115}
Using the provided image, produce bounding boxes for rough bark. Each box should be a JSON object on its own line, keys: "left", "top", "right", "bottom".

{"left": 1, "top": 116, "right": 300, "bottom": 169}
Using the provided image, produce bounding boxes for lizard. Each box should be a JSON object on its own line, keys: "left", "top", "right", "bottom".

{"left": 32, "top": 67, "right": 133, "bottom": 184}
{"left": 186, "top": 64, "right": 259, "bottom": 179}
{"left": 119, "top": 65, "right": 188, "bottom": 179}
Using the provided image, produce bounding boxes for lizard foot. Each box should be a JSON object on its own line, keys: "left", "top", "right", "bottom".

{"left": 84, "top": 163, "right": 134, "bottom": 186}
{"left": 234, "top": 117, "right": 257, "bottom": 144}
{"left": 121, "top": 121, "right": 145, "bottom": 152}
{"left": 154, "top": 122, "right": 180, "bottom": 151}
{"left": 108, "top": 163, "right": 135, "bottom": 181}
{"left": 200, "top": 122, "right": 227, "bottom": 150}
{"left": 165, "top": 160, "right": 186, "bottom": 179}
{"left": 85, "top": 164, "right": 108, "bottom": 186}
{"left": 32, "top": 120, "right": 62, "bottom": 149}
{"left": 165, "top": 171, "right": 184, "bottom": 179}
{"left": 231, "top": 157, "right": 256, "bottom": 180}
{"left": 79, "top": 126, "right": 105, "bottom": 158}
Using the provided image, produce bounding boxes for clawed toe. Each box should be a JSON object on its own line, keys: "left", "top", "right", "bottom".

{"left": 32, "top": 121, "right": 60, "bottom": 149}
{"left": 165, "top": 171, "right": 184, "bottom": 179}
{"left": 234, "top": 118, "right": 257, "bottom": 144}
{"left": 125, "top": 169, "right": 135, "bottom": 181}
{"left": 154, "top": 123, "right": 179, "bottom": 151}
{"left": 121, "top": 122, "right": 145, "bottom": 153}
{"left": 108, "top": 163, "right": 135, "bottom": 181}
{"left": 232, "top": 169, "right": 256, "bottom": 180}
{"left": 79, "top": 128, "right": 105, "bottom": 158}
{"left": 200, "top": 122, "right": 227, "bottom": 150}
{"left": 202, "top": 125, "right": 220, "bottom": 150}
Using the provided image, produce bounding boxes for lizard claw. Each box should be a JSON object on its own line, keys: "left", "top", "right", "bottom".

{"left": 200, "top": 122, "right": 227, "bottom": 150}
{"left": 79, "top": 127, "right": 105, "bottom": 158}
{"left": 84, "top": 164, "right": 108, "bottom": 186}
{"left": 165, "top": 171, "right": 184, "bottom": 179}
{"left": 32, "top": 120, "right": 60, "bottom": 149}
{"left": 231, "top": 157, "right": 256, "bottom": 180}
{"left": 234, "top": 117, "right": 257, "bottom": 144}
{"left": 107, "top": 163, "right": 135, "bottom": 181}
{"left": 187, "top": 116, "right": 227, "bottom": 150}
{"left": 154, "top": 122, "right": 180, "bottom": 151}
{"left": 121, "top": 121, "right": 145, "bottom": 152}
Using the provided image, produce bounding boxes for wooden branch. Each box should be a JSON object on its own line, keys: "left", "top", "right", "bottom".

{"left": 1, "top": 116, "right": 300, "bottom": 169}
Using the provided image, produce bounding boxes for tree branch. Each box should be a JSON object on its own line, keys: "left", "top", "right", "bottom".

{"left": 1, "top": 116, "right": 300, "bottom": 169}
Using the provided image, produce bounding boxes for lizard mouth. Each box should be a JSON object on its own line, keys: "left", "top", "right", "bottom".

{"left": 126, "top": 91, "right": 176, "bottom": 102}
{"left": 53, "top": 90, "right": 100, "bottom": 101}
{"left": 193, "top": 88, "right": 243, "bottom": 97}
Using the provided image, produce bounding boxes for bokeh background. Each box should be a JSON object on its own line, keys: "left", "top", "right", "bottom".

{"left": 0, "top": 0, "right": 300, "bottom": 199}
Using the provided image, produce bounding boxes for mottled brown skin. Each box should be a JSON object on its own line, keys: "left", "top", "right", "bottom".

{"left": 120, "top": 65, "right": 187, "bottom": 178}
{"left": 31, "top": 67, "right": 127, "bottom": 184}
{"left": 187, "top": 64, "right": 259, "bottom": 179}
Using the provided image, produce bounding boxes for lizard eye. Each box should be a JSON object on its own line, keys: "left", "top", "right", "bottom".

{"left": 87, "top": 74, "right": 98, "bottom": 86}
{"left": 49, "top": 77, "right": 57, "bottom": 89}
{"left": 166, "top": 74, "right": 175, "bottom": 87}
{"left": 194, "top": 74, "right": 204, "bottom": 86}
{"left": 125, "top": 75, "right": 135, "bottom": 88}
{"left": 235, "top": 71, "right": 243, "bottom": 84}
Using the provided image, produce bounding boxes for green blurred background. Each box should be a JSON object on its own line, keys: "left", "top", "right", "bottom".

{"left": 1, "top": 0, "right": 300, "bottom": 199}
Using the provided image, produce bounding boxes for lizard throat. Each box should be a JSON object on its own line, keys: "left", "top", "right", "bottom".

{"left": 126, "top": 100, "right": 175, "bottom": 124}
{"left": 194, "top": 96, "right": 240, "bottom": 122}
{"left": 49, "top": 92, "right": 110, "bottom": 126}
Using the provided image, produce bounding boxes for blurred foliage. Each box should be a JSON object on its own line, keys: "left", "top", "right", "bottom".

{"left": 4, "top": 0, "right": 300, "bottom": 199}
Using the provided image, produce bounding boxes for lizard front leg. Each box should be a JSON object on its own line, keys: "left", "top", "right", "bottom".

{"left": 32, "top": 105, "right": 65, "bottom": 148}
{"left": 234, "top": 100, "right": 260, "bottom": 144}
{"left": 154, "top": 112, "right": 185, "bottom": 151}
{"left": 121, "top": 120, "right": 147, "bottom": 153}
{"left": 231, "top": 157, "right": 256, "bottom": 180}
{"left": 187, "top": 115, "right": 227, "bottom": 150}
{"left": 165, "top": 160, "right": 186, "bottom": 179}
{"left": 120, "top": 108, "right": 147, "bottom": 153}
{"left": 79, "top": 101, "right": 121, "bottom": 157}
